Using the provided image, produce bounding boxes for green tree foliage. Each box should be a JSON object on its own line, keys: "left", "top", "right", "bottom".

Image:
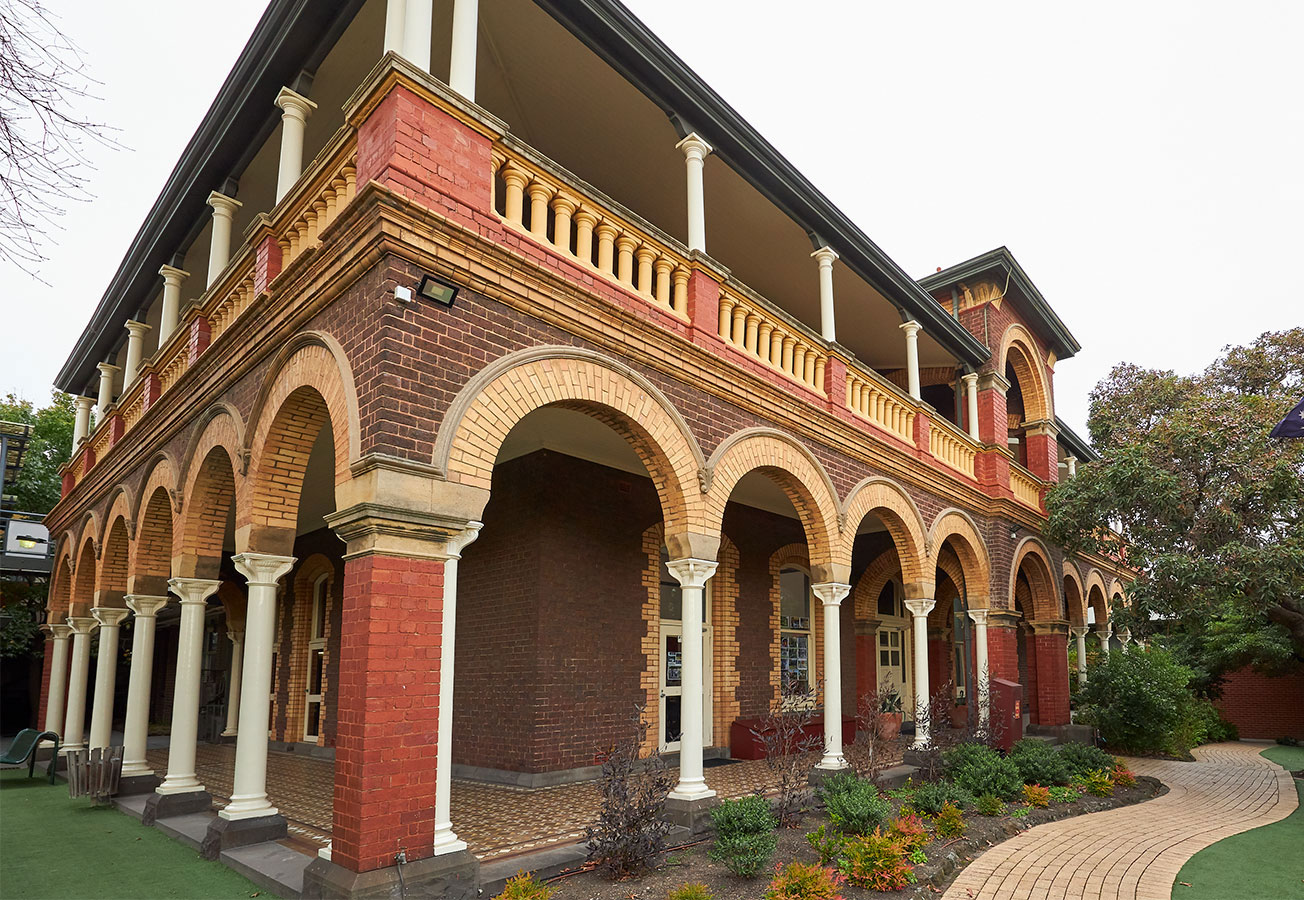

{"left": 1046, "top": 329, "right": 1304, "bottom": 674}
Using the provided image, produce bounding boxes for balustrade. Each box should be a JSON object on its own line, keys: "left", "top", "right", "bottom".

{"left": 928, "top": 417, "right": 978, "bottom": 479}
{"left": 716, "top": 288, "right": 825, "bottom": 393}
{"left": 845, "top": 367, "right": 916, "bottom": 444}
{"left": 1010, "top": 464, "right": 1043, "bottom": 509}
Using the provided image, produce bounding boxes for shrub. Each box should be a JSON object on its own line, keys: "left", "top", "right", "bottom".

{"left": 1021, "top": 784, "right": 1050, "bottom": 808}
{"left": 1009, "top": 805, "right": 1030, "bottom": 819}
{"left": 911, "top": 780, "right": 975, "bottom": 815}
{"left": 497, "top": 871, "right": 554, "bottom": 899}
{"left": 973, "top": 794, "right": 1005, "bottom": 816}
{"left": 1175, "top": 697, "right": 1239, "bottom": 752}
{"left": 821, "top": 776, "right": 890, "bottom": 835}
{"left": 668, "top": 885, "right": 714, "bottom": 900}
{"left": 1077, "top": 649, "right": 1194, "bottom": 754}
{"left": 765, "top": 862, "right": 845, "bottom": 900}
{"left": 806, "top": 824, "right": 845, "bottom": 866}
{"left": 1009, "top": 738, "right": 1070, "bottom": 786}
{"left": 1081, "top": 769, "right": 1115, "bottom": 797}
{"left": 1111, "top": 760, "right": 1136, "bottom": 788}
{"left": 908, "top": 846, "right": 927, "bottom": 864}
{"left": 1048, "top": 785, "right": 1081, "bottom": 804}
{"left": 943, "top": 742, "right": 1022, "bottom": 800}
{"left": 753, "top": 693, "right": 822, "bottom": 827}
{"left": 887, "top": 814, "right": 929, "bottom": 853}
{"left": 1279, "top": 736, "right": 1300, "bottom": 747}
{"left": 839, "top": 829, "right": 915, "bottom": 892}
{"left": 932, "top": 802, "right": 965, "bottom": 838}
{"left": 1058, "top": 742, "right": 1116, "bottom": 780}
{"left": 585, "top": 710, "right": 674, "bottom": 878}
{"left": 710, "top": 797, "right": 778, "bottom": 878}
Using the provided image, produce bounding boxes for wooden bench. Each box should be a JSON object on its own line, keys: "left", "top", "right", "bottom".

{"left": 0, "top": 728, "right": 59, "bottom": 784}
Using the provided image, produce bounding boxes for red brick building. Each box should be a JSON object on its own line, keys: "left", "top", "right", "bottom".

{"left": 38, "top": 0, "right": 1130, "bottom": 895}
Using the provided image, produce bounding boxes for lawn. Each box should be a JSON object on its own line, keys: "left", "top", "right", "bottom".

{"left": 1173, "top": 755, "right": 1303, "bottom": 900}
{"left": 0, "top": 768, "right": 270, "bottom": 899}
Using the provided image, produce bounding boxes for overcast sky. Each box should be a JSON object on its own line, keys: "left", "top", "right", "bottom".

{"left": 2, "top": 0, "right": 1301, "bottom": 441}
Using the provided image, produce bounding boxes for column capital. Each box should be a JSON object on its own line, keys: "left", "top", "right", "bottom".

{"left": 675, "top": 131, "right": 713, "bottom": 161}
{"left": 66, "top": 615, "right": 98, "bottom": 635}
{"left": 904, "top": 597, "right": 936, "bottom": 618}
{"left": 96, "top": 362, "right": 122, "bottom": 377}
{"left": 977, "top": 370, "right": 1011, "bottom": 393}
{"left": 74, "top": 395, "right": 95, "bottom": 411}
{"left": 967, "top": 608, "right": 990, "bottom": 626}
{"left": 899, "top": 319, "right": 922, "bottom": 338}
{"left": 232, "top": 552, "right": 296, "bottom": 587}
{"left": 664, "top": 557, "right": 718, "bottom": 589}
{"left": 206, "top": 190, "right": 242, "bottom": 218}
{"left": 810, "top": 245, "right": 839, "bottom": 266}
{"left": 811, "top": 582, "right": 851, "bottom": 607}
{"left": 1093, "top": 625, "right": 1113, "bottom": 639}
{"left": 91, "top": 607, "right": 130, "bottom": 628}
{"left": 49, "top": 622, "right": 72, "bottom": 640}
{"left": 961, "top": 372, "right": 978, "bottom": 387}
{"left": 274, "top": 85, "right": 317, "bottom": 121}
{"left": 159, "top": 263, "right": 190, "bottom": 283}
{"left": 1070, "top": 625, "right": 1090, "bottom": 638}
{"left": 126, "top": 595, "right": 170, "bottom": 618}
{"left": 227, "top": 627, "right": 245, "bottom": 642}
{"left": 168, "top": 576, "right": 221, "bottom": 606}
{"left": 1115, "top": 626, "right": 1132, "bottom": 643}
{"left": 325, "top": 502, "right": 483, "bottom": 560}
{"left": 125, "top": 319, "right": 151, "bottom": 338}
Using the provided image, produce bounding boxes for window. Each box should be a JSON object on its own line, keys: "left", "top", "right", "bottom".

{"left": 878, "top": 581, "right": 901, "bottom": 618}
{"left": 951, "top": 596, "right": 970, "bottom": 702}
{"left": 659, "top": 549, "right": 682, "bottom": 620}
{"left": 779, "top": 568, "right": 812, "bottom": 698}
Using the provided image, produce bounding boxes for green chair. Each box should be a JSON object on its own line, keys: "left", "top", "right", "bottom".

{"left": 0, "top": 728, "right": 60, "bottom": 784}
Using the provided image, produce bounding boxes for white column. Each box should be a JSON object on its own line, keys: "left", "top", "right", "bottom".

{"left": 121, "top": 595, "right": 169, "bottom": 777}
{"left": 665, "top": 557, "right": 718, "bottom": 801}
{"left": 88, "top": 607, "right": 129, "bottom": 750}
{"left": 206, "top": 191, "right": 242, "bottom": 287}
{"left": 676, "top": 133, "right": 712, "bottom": 254}
{"left": 967, "top": 609, "right": 990, "bottom": 729}
{"left": 962, "top": 373, "right": 979, "bottom": 440}
{"left": 72, "top": 397, "right": 93, "bottom": 447}
{"left": 274, "top": 88, "right": 317, "bottom": 202}
{"left": 221, "top": 553, "right": 295, "bottom": 821}
{"left": 123, "top": 320, "right": 151, "bottom": 389}
{"left": 900, "top": 320, "right": 922, "bottom": 400}
{"left": 904, "top": 596, "right": 936, "bottom": 748}
{"left": 1096, "top": 626, "right": 1112, "bottom": 656}
{"left": 1066, "top": 455, "right": 1078, "bottom": 478}
{"left": 1117, "top": 627, "right": 1132, "bottom": 653}
{"left": 156, "top": 578, "right": 220, "bottom": 796}
{"left": 432, "top": 523, "right": 482, "bottom": 855}
{"left": 811, "top": 246, "right": 839, "bottom": 343}
{"left": 158, "top": 265, "right": 189, "bottom": 342}
{"left": 221, "top": 628, "right": 244, "bottom": 738}
{"left": 1071, "top": 626, "right": 1089, "bottom": 685}
{"left": 42, "top": 624, "right": 72, "bottom": 745}
{"left": 449, "top": 0, "right": 479, "bottom": 101}
{"left": 96, "top": 363, "right": 121, "bottom": 419}
{"left": 813, "top": 582, "right": 851, "bottom": 770}
{"left": 63, "top": 616, "right": 98, "bottom": 753}
{"left": 383, "top": 0, "right": 406, "bottom": 54}
{"left": 402, "top": 0, "right": 433, "bottom": 71}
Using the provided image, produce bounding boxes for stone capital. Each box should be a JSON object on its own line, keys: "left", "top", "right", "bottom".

{"left": 1023, "top": 419, "right": 1059, "bottom": 438}
{"left": 66, "top": 615, "right": 98, "bottom": 635}
{"left": 664, "top": 557, "right": 718, "bottom": 590}
{"left": 168, "top": 577, "right": 222, "bottom": 606}
{"left": 159, "top": 263, "right": 190, "bottom": 285}
{"left": 125, "top": 319, "right": 151, "bottom": 338}
{"left": 961, "top": 372, "right": 978, "bottom": 388}
{"left": 48, "top": 623, "right": 72, "bottom": 640}
{"left": 275, "top": 86, "right": 317, "bottom": 121}
{"left": 967, "top": 608, "right": 990, "bottom": 626}
{"left": 96, "top": 362, "right": 122, "bottom": 377}
{"left": 1070, "top": 625, "right": 1091, "bottom": 639}
{"left": 227, "top": 627, "right": 245, "bottom": 642}
{"left": 91, "top": 607, "right": 130, "bottom": 628}
{"left": 126, "top": 595, "right": 170, "bottom": 618}
{"left": 811, "top": 582, "right": 851, "bottom": 607}
{"left": 977, "top": 371, "right": 1011, "bottom": 394}
{"left": 1032, "top": 620, "right": 1070, "bottom": 636}
{"left": 904, "top": 597, "right": 936, "bottom": 618}
{"left": 232, "top": 552, "right": 296, "bottom": 587}
{"left": 1093, "top": 625, "right": 1113, "bottom": 639}
{"left": 675, "top": 131, "right": 713, "bottom": 161}
{"left": 810, "top": 246, "right": 839, "bottom": 267}
{"left": 899, "top": 319, "right": 922, "bottom": 338}
{"left": 1116, "top": 626, "right": 1132, "bottom": 643}
{"left": 207, "top": 190, "right": 242, "bottom": 218}
{"left": 325, "top": 501, "right": 482, "bottom": 561}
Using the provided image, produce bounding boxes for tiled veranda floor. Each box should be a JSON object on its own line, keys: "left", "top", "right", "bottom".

{"left": 144, "top": 743, "right": 905, "bottom": 860}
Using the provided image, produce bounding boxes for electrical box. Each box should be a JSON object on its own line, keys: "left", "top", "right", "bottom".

{"left": 991, "top": 677, "right": 1023, "bottom": 752}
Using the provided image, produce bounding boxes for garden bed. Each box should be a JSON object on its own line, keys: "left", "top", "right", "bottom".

{"left": 541, "top": 775, "right": 1165, "bottom": 899}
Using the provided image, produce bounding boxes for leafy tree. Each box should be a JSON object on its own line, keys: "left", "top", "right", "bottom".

{"left": 1046, "top": 329, "right": 1304, "bottom": 676}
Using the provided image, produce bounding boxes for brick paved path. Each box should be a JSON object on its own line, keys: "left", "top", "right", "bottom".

{"left": 944, "top": 742, "right": 1298, "bottom": 900}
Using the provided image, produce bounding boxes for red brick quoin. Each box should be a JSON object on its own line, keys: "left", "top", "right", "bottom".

{"left": 331, "top": 553, "right": 445, "bottom": 873}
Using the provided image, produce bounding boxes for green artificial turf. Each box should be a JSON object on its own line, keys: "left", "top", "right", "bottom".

{"left": 1260, "top": 744, "right": 1304, "bottom": 773}
{"left": 1173, "top": 774, "right": 1303, "bottom": 900}
{"left": 0, "top": 769, "right": 272, "bottom": 899}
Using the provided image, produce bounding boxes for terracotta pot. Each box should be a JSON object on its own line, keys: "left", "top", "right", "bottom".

{"left": 877, "top": 712, "right": 903, "bottom": 741}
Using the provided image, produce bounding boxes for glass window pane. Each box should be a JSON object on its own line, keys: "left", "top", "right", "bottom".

{"left": 665, "top": 695, "right": 682, "bottom": 744}
{"left": 780, "top": 569, "right": 810, "bottom": 623}
{"left": 780, "top": 633, "right": 810, "bottom": 696}
{"left": 309, "top": 648, "right": 324, "bottom": 694}
{"left": 665, "top": 634, "right": 682, "bottom": 687}
{"left": 877, "top": 582, "right": 896, "bottom": 617}
{"left": 659, "top": 548, "right": 682, "bottom": 620}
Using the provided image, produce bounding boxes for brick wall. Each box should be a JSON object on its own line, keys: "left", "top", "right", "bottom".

{"left": 1214, "top": 665, "right": 1304, "bottom": 741}
{"left": 1033, "top": 632, "right": 1070, "bottom": 726}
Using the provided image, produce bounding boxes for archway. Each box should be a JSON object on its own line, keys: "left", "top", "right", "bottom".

{"left": 1011, "top": 540, "right": 1067, "bottom": 726}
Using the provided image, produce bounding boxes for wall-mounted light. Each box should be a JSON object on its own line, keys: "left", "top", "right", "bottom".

{"left": 416, "top": 274, "right": 458, "bottom": 307}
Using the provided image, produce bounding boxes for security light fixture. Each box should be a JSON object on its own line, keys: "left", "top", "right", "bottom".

{"left": 416, "top": 274, "right": 458, "bottom": 307}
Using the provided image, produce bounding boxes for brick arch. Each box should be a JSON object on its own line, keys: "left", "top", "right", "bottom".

{"left": 178, "top": 402, "right": 245, "bottom": 493}
{"left": 998, "top": 324, "right": 1052, "bottom": 423}
{"left": 1010, "top": 538, "right": 1060, "bottom": 623}
{"left": 706, "top": 430, "right": 839, "bottom": 581}
{"left": 436, "top": 346, "right": 705, "bottom": 539}
{"left": 1062, "top": 561, "right": 1087, "bottom": 627}
{"left": 1086, "top": 583, "right": 1109, "bottom": 627}
{"left": 217, "top": 581, "right": 247, "bottom": 629}
{"left": 48, "top": 553, "right": 73, "bottom": 620}
{"left": 927, "top": 508, "right": 992, "bottom": 609}
{"left": 98, "top": 514, "right": 131, "bottom": 609}
{"left": 936, "top": 548, "right": 966, "bottom": 609}
{"left": 840, "top": 477, "right": 927, "bottom": 586}
{"left": 177, "top": 446, "right": 239, "bottom": 580}
{"left": 71, "top": 534, "right": 98, "bottom": 617}
{"left": 131, "top": 486, "right": 175, "bottom": 596}
{"left": 99, "top": 485, "right": 136, "bottom": 546}
{"left": 852, "top": 547, "right": 903, "bottom": 621}
{"left": 1108, "top": 578, "right": 1126, "bottom": 605}
{"left": 242, "top": 339, "right": 357, "bottom": 555}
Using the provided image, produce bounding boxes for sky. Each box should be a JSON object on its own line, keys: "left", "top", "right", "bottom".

{"left": 2, "top": 0, "right": 1301, "bottom": 442}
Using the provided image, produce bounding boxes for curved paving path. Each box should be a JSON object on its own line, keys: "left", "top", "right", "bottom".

{"left": 944, "top": 742, "right": 1297, "bottom": 900}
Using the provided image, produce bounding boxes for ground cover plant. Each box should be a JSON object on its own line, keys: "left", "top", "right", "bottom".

{"left": 765, "top": 861, "right": 845, "bottom": 900}
{"left": 1009, "top": 738, "right": 1070, "bottom": 785}
{"left": 839, "top": 828, "right": 914, "bottom": 891}
{"left": 942, "top": 742, "right": 1021, "bottom": 800}
{"left": 667, "top": 884, "right": 714, "bottom": 900}
{"left": 1058, "top": 741, "right": 1116, "bottom": 779}
{"left": 820, "top": 773, "right": 890, "bottom": 835}
{"left": 499, "top": 871, "right": 555, "bottom": 899}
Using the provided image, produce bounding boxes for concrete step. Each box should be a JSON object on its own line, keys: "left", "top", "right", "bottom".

{"left": 155, "top": 810, "right": 216, "bottom": 851}
{"left": 113, "top": 793, "right": 149, "bottom": 820}
{"left": 222, "top": 841, "right": 313, "bottom": 898}
{"left": 479, "top": 842, "right": 587, "bottom": 897}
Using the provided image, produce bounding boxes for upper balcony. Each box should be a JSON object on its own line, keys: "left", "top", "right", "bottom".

{"left": 53, "top": 0, "right": 1066, "bottom": 518}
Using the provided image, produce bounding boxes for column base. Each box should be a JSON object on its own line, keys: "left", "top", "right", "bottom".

{"left": 808, "top": 764, "right": 849, "bottom": 790}
{"left": 664, "top": 795, "right": 719, "bottom": 833}
{"left": 117, "top": 772, "right": 161, "bottom": 796}
{"left": 301, "top": 849, "right": 479, "bottom": 900}
{"left": 201, "top": 813, "right": 287, "bottom": 860}
{"left": 143, "top": 789, "right": 212, "bottom": 826}
{"left": 216, "top": 731, "right": 238, "bottom": 743}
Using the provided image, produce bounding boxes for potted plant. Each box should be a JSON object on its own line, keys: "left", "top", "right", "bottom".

{"left": 877, "top": 687, "right": 904, "bottom": 740}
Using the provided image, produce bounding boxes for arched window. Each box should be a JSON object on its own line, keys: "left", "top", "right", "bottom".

{"left": 951, "top": 595, "right": 971, "bottom": 702}
{"left": 780, "top": 567, "right": 813, "bottom": 700}
{"left": 304, "top": 573, "right": 329, "bottom": 742}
